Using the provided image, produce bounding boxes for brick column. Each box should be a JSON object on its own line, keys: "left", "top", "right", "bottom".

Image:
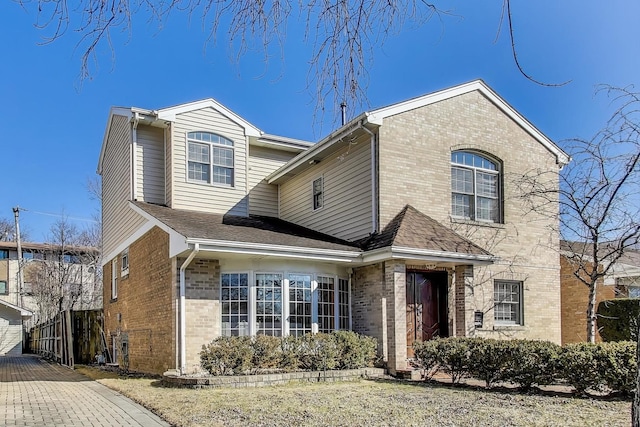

{"left": 454, "top": 265, "right": 472, "bottom": 337}
{"left": 383, "top": 260, "right": 407, "bottom": 374}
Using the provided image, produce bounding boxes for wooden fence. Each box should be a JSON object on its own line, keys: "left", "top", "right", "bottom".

{"left": 29, "top": 309, "right": 107, "bottom": 368}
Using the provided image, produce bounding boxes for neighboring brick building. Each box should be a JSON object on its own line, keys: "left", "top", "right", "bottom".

{"left": 560, "top": 244, "right": 640, "bottom": 344}
{"left": 98, "top": 80, "right": 568, "bottom": 375}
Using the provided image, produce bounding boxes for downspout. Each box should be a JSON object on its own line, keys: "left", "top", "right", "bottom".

{"left": 131, "top": 112, "right": 140, "bottom": 201}
{"left": 179, "top": 243, "right": 199, "bottom": 375}
{"left": 361, "top": 123, "right": 378, "bottom": 234}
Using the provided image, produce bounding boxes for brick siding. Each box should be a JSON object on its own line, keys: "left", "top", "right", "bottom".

{"left": 103, "top": 226, "right": 175, "bottom": 374}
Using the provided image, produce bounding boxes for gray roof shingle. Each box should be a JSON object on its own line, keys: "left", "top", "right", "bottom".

{"left": 132, "top": 201, "right": 361, "bottom": 252}
{"left": 362, "top": 205, "right": 492, "bottom": 257}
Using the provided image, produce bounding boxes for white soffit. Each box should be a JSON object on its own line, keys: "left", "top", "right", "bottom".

{"left": 156, "top": 98, "right": 262, "bottom": 137}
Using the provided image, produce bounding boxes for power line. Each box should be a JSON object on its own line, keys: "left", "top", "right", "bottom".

{"left": 19, "top": 207, "right": 97, "bottom": 223}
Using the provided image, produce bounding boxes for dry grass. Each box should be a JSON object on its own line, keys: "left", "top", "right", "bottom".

{"left": 75, "top": 366, "right": 630, "bottom": 427}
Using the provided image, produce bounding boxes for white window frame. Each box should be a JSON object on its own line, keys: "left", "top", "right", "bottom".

{"left": 220, "top": 271, "right": 351, "bottom": 337}
{"left": 120, "top": 248, "right": 129, "bottom": 277}
{"left": 493, "top": 280, "right": 523, "bottom": 326}
{"left": 186, "top": 131, "right": 235, "bottom": 187}
{"left": 287, "top": 273, "right": 313, "bottom": 337}
{"left": 451, "top": 151, "right": 501, "bottom": 223}
{"left": 312, "top": 176, "right": 324, "bottom": 211}
{"left": 111, "top": 258, "right": 118, "bottom": 300}
{"left": 255, "top": 272, "right": 285, "bottom": 336}
{"left": 220, "top": 272, "right": 250, "bottom": 337}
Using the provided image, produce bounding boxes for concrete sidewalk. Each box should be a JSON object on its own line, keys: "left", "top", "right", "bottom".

{"left": 0, "top": 355, "right": 170, "bottom": 427}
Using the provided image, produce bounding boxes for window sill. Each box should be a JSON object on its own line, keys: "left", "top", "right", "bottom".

{"left": 450, "top": 217, "right": 505, "bottom": 229}
{"left": 492, "top": 324, "right": 525, "bottom": 331}
{"left": 186, "top": 179, "right": 235, "bottom": 190}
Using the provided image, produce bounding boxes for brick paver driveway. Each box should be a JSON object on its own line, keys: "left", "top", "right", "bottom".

{"left": 0, "top": 355, "right": 170, "bottom": 427}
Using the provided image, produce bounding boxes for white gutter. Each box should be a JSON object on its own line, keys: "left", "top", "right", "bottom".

{"left": 131, "top": 112, "right": 140, "bottom": 200}
{"left": 178, "top": 243, "right": 199, "bottom": 374}
{"left": 361, "top": 124, "right": 378, "bottom": 234}
{"left": 362, "top": 246, "right": 495, "bottom": 265}
{"left": 186, "top": 239, "right": 360, "bottom": 263}
{"left": 267, "top": 118, "right": 365, "bottom": 184}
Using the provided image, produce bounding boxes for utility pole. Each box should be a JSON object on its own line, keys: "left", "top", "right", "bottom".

{"left": 13, "top": 207, "right": 24, "bottom": 307}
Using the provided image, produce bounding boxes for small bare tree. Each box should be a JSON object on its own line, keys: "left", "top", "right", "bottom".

{"left": 518, "top": 85, "right": 640, "bottom": 344}
{"left": 26, "top": 216, "right": 101, "bottom": 323}
{"left": 0, "top": 217, "right": 30, "bottom": 242}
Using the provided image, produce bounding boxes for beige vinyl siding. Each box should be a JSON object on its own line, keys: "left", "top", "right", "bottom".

{"left": 135, "top": 124, "right": 165, "bottom": 204}
{"left": 279, "top": 135, "right": 373, "bottom": 241}
{"left": 102, "top": 115, "right": 146, "bottom": 257}
{"left": 248, "top": 145, "right": 297, "bottom": 217}
{"left": 171, "top": 108, "right": 248, "bottom": 216}
{"left": 165, "top": 124, "right": 173, "bottom": 206}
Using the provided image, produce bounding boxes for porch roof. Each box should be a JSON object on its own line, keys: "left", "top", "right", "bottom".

{"left": 362, "top": 205, "right": 492, "bottom": 258}
{"left": 132, "top": 201, "right": 361, "bottom": 254}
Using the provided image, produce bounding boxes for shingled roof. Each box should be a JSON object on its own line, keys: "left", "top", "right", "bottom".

{"left": 362, "top": 205, "right": 492, "bottom": 257}
{"left": 132, "top": 201, "right": 361, "bottom": 253}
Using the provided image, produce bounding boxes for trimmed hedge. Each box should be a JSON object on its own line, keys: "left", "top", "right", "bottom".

{"left": 200, "top": 331, "right": 377, "bottom": 375}
{"left": 597, "top": 298, "right": 640, "bottom": 342}
{"left": 412, "top": 337, "right": 635, "bottom": 395}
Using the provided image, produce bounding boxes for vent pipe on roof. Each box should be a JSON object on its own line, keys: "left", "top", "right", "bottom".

{"left": 340, "top": 102, "right": 347, "bottom": 126}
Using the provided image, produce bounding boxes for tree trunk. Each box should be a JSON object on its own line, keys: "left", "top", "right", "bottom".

{"left": 586, "top": 282, "right": 597, "bottom": 343}
{"left": 633, "top": 320, "right": 640, "bottom": 426}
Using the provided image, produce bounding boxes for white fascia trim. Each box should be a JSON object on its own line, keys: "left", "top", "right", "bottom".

{"left": 258, "top": 134, "right": 314, "bottom": 150}
{"left": 186, "top": 238, "right": 360, "bottom": 263}
{"left": 366, "top": 80, "right": 570, "bottom": 167}
{"left": 0, "top": 299, "right": 33, "bottom": 317}
{"left": 97, "top": 107, "right": 133, "bottom": 175}
{"left": 362, "top": 246, "right": 495, "bottom": 265}
{"left": 156, "top": 98, "right": 262, "bottom": 137}
{"left": 127, "top": 202, "right": 190, "bottom": 258}
{"left": 102, "top": 221, "right": 154, "bottom": 267}
{"left": 267, "top": 118, "right": 367, "bottom": 184}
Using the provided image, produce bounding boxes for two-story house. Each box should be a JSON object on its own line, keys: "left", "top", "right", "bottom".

{"left": 98, "top": 80, "right": 569, "bottom": 375}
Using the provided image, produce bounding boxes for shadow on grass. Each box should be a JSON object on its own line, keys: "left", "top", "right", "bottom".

{"left": 366, "top": 376, "right": 633, "bottom": 402}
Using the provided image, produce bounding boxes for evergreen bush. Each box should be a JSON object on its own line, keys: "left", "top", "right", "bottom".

{"left": 597, "top": 298, "right": 640, "bottom": 342}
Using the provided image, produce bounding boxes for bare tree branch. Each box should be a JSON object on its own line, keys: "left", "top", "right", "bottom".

{"left": 516, "top": 85, "right": 640, "bottom": 343}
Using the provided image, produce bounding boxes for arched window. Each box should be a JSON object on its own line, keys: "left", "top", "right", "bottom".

{"left": 187, "top": 132, "right": 234, "bottom": 186}
{"left": 451, "top": 151, "right": 501, "bottom": 223}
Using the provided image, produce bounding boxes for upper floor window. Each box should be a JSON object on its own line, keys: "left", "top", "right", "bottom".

{"left": 312, "top": 177, "right": 324, "bottom": 210}
{"left": 451, "top": 151, "right": 501, "bottom": 223}
{"left": 0, "top": 250, "right": 8, "bottom": 259}
{"left": 187, "top": 132, "right": 234, "bottom": 186}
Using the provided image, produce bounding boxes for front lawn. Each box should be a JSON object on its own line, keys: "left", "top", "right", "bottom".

{"left": 76, "top": 367, "right": 629, "bottom": 427}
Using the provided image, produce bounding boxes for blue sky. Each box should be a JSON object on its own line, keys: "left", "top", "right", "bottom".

{"left": 1, "top": 1, "right": 638, "bottom": 242}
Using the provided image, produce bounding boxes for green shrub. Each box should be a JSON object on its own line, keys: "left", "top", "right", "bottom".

{"left": 333, "top": 330, "right": 378, "bottom": 369}
{"left": 435, "top": 338, "right": 471, "bottom": 384}
{"left": 200, "top": 336, "right": 253, "bottom": 375}
{"left": 558, "top": 343, "right": 607, "bottom": 394}
{"left": 467, "top": 338, "right": 515, "bottom": 388}
{"left": 597, "top": 299, "right": 640, "bottom": 342}
{"left": 597, "top": 341, "right": 636, "bottom": 395}
{"left": 298, "top": 333, "right": 339, "bottom": 371}
{"left": 279, "top": 334, "right": 303, "bottom": 371}
{"left": 503, "top": 340, "right": 560, "bottom": 390}
{"left": 251, "top": 334, "right": 282, "bottom": 371}
{"left": 412, "top": 339, "right": 440, "bottom": 379}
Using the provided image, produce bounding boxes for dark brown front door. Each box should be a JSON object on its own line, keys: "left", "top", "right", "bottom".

{"left": 406, "top": 271, "right": 448, "bottom": 357}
